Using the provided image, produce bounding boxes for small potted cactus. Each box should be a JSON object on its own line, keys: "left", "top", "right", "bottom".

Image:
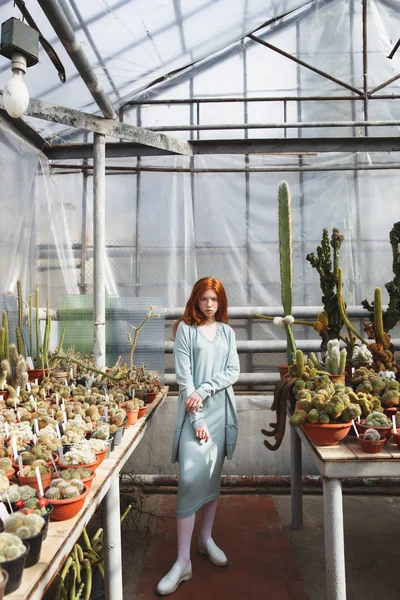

{"left": 356, "top": 411, "right": 393, "bottom": 441}
{"left": 122, "top": 399, "right": 139, "bottom": 427}
{"left": 43, "top": 479, "right": 89, "bottom": 521}
{"left": 58, "top": 447, "right": 97, "bottom": 471}
{"left": 3, "top": 512, "right": 46, "bottom": 567}
{"left": 0, "top": 532, "right": 29, "bottom": 594}
{"left": 358, "top": 427, "right": 386, "bottom": 454}
{"left": 17, "top": 497, "right": 54, "bottom": 540}
{"left": 16, "top": 460, "right": 53, "bottom": 493}
{"left": 58, "top": 466, "right": 96, "bottom": 490}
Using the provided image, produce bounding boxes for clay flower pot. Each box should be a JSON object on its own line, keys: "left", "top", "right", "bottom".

{"left": 145, "top": 392, "right": 157, "bottom": 405}
{"left": 49, "top": 485, "right": 89, "bottom": 521}
{"left": 94, "top": 449, "right": 107, "bottom": 468}
{"left": 301, "top": 422, "right": 352, "bottom": 446}
{"left": 58, "top": 460, "right": 98, "bottom": 472}
{"left": 138, "top": 406, "right": 147, "bottom": 419}
{"left": 358, "top": 434, "right": 386, "bottom": 454}
{"left": 126, "top": 408, "right": 139, "bottom": 427}
{"left": 356, "top": 420, "right": 393, "bottom": 441}
{"left": 328, "top": 373, "right": 346, "bottom": 386}
{"left": 17, "top": 470, "right": 53, "bottom": 493}
{"left": 390, "top": 431, "right": 400, "bottom": 448}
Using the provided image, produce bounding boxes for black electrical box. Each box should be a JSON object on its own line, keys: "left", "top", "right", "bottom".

{"left": 0, "top": 17, "right": 39, "bottom": 67}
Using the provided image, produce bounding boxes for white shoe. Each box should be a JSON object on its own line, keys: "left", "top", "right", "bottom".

{"left": 156, "top": 561, "right": 192, "bottom": 596}
{"left": 198, "top": 538, "right": 228, "bottom": 566}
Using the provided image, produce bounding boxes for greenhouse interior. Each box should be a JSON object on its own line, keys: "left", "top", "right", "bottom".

{"left": 0, "top": 0, "right": 400, "bottom": 599}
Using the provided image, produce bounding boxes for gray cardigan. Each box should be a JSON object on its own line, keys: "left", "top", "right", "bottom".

{"left": 171, "top": 321, "right": 240, "bottom": 463}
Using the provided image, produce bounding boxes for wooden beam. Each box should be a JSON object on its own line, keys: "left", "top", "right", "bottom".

{"left": 0, "top": 92, "right": 192, "bottom": 156}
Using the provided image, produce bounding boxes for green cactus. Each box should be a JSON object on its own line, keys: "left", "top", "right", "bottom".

{"left": 278, "top": 181, "right": 296, "bottom": 365}
{"left": 44, "top": 487, "right": 61, "bottom": 500}
{"left": 69, "top": 479, "right": 85, "bottom": 494}
{"left": 16, "top": 280, "right": 27, "bottom": 359}
{"left": 64, "top": 486, "right": 80, "bottom": 499}
{"left": 0, "top": 458, "right": 12, "bottom": 473}
{"left": 341, "top": 403, "right": 362, "bottom": 422}
{"left": 289, "top": 410, "right": 308, "bottom": 427}
{"left": 325, "top": 339, "right": 347, "bottom": 375}
{"left": 373, "top": 287, "right": 391, "bottom": 349}
{"left": 28, "top": 295, "right": 33, "bottom": 359}
{"left": 319, "top": 412, "right": 330, "bottom": 424}
{"left": 363, "top": 428, "right": 381, "bottom": 441}
{"left": 306, "top": 228, "right": 344, "bottom": 341}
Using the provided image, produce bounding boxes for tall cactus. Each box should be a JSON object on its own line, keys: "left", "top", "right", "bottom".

{"left": 2, "top": 312, "right": 9, "bottom": 361}
{"left": 35, "top": 285, "right": 40, "bottom": 363}
{"left": 28, "top": 295, "right": 33, "bottom": 359}
{"left": 306, "top": 228, "right": 344, "bottom": 340}
{"left": 16, "top": 280, "right": 27, "bottom": 358}
{"left": 278, "top": 181, "right": 296, "bottom": 365}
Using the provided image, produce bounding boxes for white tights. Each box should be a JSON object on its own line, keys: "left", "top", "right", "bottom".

{"left": 176, "top": 499, "right": 218, "bottom": 567}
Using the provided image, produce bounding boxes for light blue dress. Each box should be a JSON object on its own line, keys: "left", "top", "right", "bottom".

{"left": 173, "top": 321, "right": 240, "bottom": 518}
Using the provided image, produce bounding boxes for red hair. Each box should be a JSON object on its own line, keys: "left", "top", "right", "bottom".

{"left": 173, "top": 277, "right": 228, "bottom": 337}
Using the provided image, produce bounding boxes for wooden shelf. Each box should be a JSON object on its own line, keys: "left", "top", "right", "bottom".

{"left": 6, "top": 387, "right": 168, "bottom": 600}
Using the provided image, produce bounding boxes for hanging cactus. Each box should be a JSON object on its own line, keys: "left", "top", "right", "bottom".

{"left": 278, "top": 181, "right": 296, "bottom": 366}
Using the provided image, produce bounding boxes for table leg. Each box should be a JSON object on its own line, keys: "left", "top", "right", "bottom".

{"left": 323, "top": 477, "right": 346, "bottom": 600}
{"left": 290, "top": 425, "right": 303, "bottom": 529}
{"left": 103, "top": 477, "right": 123, "bottom": 600}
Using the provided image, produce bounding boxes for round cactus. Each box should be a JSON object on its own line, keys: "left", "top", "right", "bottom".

{"left": 363, "top": 428, "right": 381, "bottom": 441}
{"left": 63, "top": 486, "right": 80, "bottom": 499}
{"left": 44, "top": 487, "right": 61, "bottom": 501}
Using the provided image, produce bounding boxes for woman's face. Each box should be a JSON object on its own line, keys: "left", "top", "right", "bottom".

{"left": 198, "top": 289, "right": 218, "bottom": 320}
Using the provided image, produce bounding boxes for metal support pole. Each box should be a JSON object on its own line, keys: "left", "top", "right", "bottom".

{"left": 290, "top": 426, "right": 303, "bottom": 529}
{"left": 323, "top": 478, "right": 347, "bottom": 600}
{"left": 103, "top": 477, "right": 123, "bottom": 600}
{"left": 362, "top": 0, "right": 368, "bottom": 135}
{"left": 93, "top": 133, "right": 106, "bottom": 368}
{"left": 37, "top": 0, "right": 117, "bottom": 119}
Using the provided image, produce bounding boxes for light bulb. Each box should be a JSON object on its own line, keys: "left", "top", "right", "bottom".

{"left": 3, "top": 72, "right": 29, "bottom": 118}
{"left": 3, "top": 52, "right": 29, "bottom": 119}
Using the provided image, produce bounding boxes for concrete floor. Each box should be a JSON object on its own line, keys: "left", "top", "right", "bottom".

{"left": 123, "top": 490, "right": 400, "bottom": 600}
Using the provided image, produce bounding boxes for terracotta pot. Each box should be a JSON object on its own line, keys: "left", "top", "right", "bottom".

{"left": 5, "top": 468, "right": 15, "bottom": 481}
{"left": 145, "top": 392, "right": 157, "bottom": 404}
{"left": 12, "top": 452, "right": 59, "bottom": 473}
{"left": 383, "top": 407, "right": 398, "bottom": 419}
{"left": 126, "top": 408, "right": 139, "bottom": 427}
{"left": 28, "top": 368, "right": 47, "bottom": 383}
{"left": 17, "top": 470, "right": 53, "bottom": 492}
{"left": 49, "top": 484, "right": 89, "bottom": 521}
{"left": 51, "top": 371, "right": 69, "bottom": 381}
{"left": 278, "top": 364, "right": 289, "bottom": 379}
{"left": 390, "top": 431, "right": 400, "bottom": 449}
{"left": 94, "top": 449, "right": 107, "bottom": 467}
{"left": 301, "top": 422, "right": 352, "bottom": 446}
{"left": 328, "top": 373, "right": 346, "bottom": 386}
{"left": 53, "top": 470, "right": 96, "bottom": 491}
{"left": 358, "top": 434, "right": 386, "bottom": 454}
{"left": 138, "top": 406, "right": 147, "bottom": 419}
{"left": 58, "top": 460, "right": 98, "bottom": 472}
{"left": 356, "top": 420, "right": 392, "bottom": 441}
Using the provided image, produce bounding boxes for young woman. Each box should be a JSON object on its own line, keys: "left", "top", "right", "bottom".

{"left": 156, "top": 277, "right": 240, "bottom": 596}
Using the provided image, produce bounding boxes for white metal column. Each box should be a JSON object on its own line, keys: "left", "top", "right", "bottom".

{"left": 93, "top": 132, "right": 106, "bottom": 368}
{"left": 103, "top": 474, "right": 123, "bottom": 600}
{"left": 323, "top": 477, "right": 347, "bottom": 600}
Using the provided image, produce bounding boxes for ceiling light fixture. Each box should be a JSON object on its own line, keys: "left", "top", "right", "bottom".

{"left": 0, "top": 18, "right": 39, "bottom": 118}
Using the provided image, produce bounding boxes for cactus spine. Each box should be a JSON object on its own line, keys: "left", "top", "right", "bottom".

{"left": 278, "top": 181, "right": 296, "bottom": 365}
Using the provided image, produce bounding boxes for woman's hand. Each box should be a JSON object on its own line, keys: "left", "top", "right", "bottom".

{"left": 194, "top": 425, "right": 210, "bottom": 442}
{"left": 186, "top": 391, "right": 203, "bottom": 413}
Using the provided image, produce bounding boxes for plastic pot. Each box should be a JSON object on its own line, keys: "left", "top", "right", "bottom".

{"left": 126, "top": 408, "right": 139, "bottom": 427}
{"left": 50, "top": 485, "right": 89, "bottom": 521}
{"left": 113, "top": 427, "right": 124, "bottom": 446}
{"left": 105, "top": 436, "right": 113, "bottom": 459}
{"left": 0, "top": 567, "right": 8, "bottom": 600}
{"left": 41, "top": 504, "right": 54, "bottom": 540}
{"left": 58, "top": 460, "right": 97, "bottom": 472}
{"left": 94, "top": 449, "right": 107, "bottom": 467}
{"left": 138, "top": 406, "right": 147, "bottom": 419}
{"left": 23, "top": 525, "right": 45, "bottom": 567}
{"left": 17, "top": 470, "right": 53, "bottom": 493}
{"left": 1, "top": 543, "right": 29, "bottom": 595}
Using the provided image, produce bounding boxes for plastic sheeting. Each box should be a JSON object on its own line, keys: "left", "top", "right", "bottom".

{"left": 0, "top": 0, "right": 307, "bottom": 140}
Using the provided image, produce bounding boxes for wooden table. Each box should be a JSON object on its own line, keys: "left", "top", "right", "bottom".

{"left": 7, "top": 387, "right": 168, "bottom": 600}
{"left": 290, "top": 425, "right": 400, "bottom": 600}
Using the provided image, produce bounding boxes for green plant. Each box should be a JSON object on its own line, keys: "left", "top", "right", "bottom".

{"left": 127, "top": 306, "right": 160, "bottom": 371}
{"left": 363, "top": 428, "right": 381, "bottom": 441}
{"left": 306, "top": 228, "right": 344, "bottom": 342}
